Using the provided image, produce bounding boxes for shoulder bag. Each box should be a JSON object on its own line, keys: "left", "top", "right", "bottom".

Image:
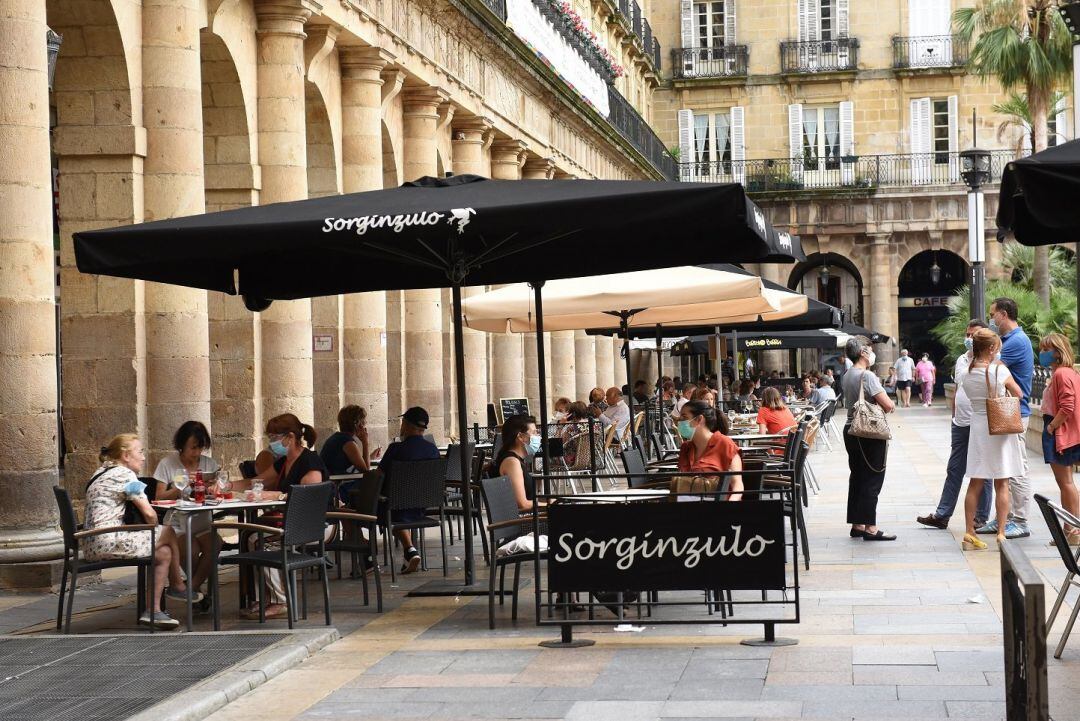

{"left": 985, "top": 362, "right": 1023, "bottom": 436}
{"left": 849, "top": 370, "right": 892, "bottom": 441}
{"left": 86, "top": 467, "right": 141, "bottom": 525}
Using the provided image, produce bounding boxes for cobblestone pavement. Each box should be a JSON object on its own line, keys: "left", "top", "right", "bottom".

{"left": 4, "top": 406, "right": 1080, "bottom": 720}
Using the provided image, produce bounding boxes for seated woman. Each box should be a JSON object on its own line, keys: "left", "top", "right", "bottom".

{"left": 495, "top": 414, "right": 540, "bottom": 512}
{"left": 558, "top": 401, "right": 593, "bottom": 469}
{"left": 676, "top": 400, "right": 743, "bottom": 501}
{"left": 691, "top": 386, "right": 717, "bottom": 408}
{"left": 85, "top": 434, "right": 191, "bottom": 629}
{"left": 757, "top": 387, "right": 797, "bottom": 436}
{"left": 321, "top": 405, "right": 379, "bottom": 502}
{"left": 244, "top": 413, "right": 330, "bottom": 618}
{"left": 735, "top": 379, "right": 756, "bottom": 411}
{"left": 152, "top": 420, "right": 221, "bottom": 601}
{"left": 553, "top": 397, "right": 572, "bottom": 422}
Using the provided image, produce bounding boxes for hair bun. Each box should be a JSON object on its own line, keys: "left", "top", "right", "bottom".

{"left": 100, "top": 446, "right": 108, "bottom": 455}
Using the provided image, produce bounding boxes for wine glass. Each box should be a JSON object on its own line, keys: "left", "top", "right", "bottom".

{"left": 216, "top": 469, "right": 231, "bottom": 499}
{"left": 172, "top": 472, "right": 190, "bottom": 503}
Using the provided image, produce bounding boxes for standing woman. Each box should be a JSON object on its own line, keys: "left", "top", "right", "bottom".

{"left": 960, "top": 329, "right": 1024, "bottom": 550}
{"left": 1039, "top": 333, "right": 1080, "bottom": 544}
{"left": 841, "top": 336, "right": 896, "bottom": 541}
{"left": 916, "top": 353, "right": 937, "bottom": 407}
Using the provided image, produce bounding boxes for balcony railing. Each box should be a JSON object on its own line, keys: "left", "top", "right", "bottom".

{"left": 480, "top": 0, "right": 507, "bottom": 20}
{"left": 672, "top": 45, "right": 749, "bottom": 79}
{"left": 892, "top": 34, "right": 969, "bottom": 69}
{"left": 631, "top": 0, "right": 642, "bottom": 39}
{"left": 642, "top": 18, "right": 653, "bottom": 57}
{"left": 652, "top": 38, "right": 661, "bottom": 70}
{"left": 780, "top": 38, "right": 859, "bottom": 74}
{"left": 678, "top": 150, "right": 1015, "bottom": 192}
{"left": 608, "top": 85, "right": 678, "bottom": 180}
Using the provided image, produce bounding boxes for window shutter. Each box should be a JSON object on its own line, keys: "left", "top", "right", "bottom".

{"left": 681, "top": 0, "right": 695, "bottom": 48}
{"left": 910, "top": 97, "right": 931, "bottom": 183}
{"left": 947, "top": 94, "right": 959, "bottom": 181}
{"left": 797, "top": 0, "right": 810, "bottom": 42}
{"left": 731, "top": 106, "right": 745, "bottom": 185}
{"left": 678, "top": 109, "right": 694, "bottom": 180}
{"left": 839, "top": 100, "right": 854, "bottom": 184}
{"left": 788, "top": 103, "right": 804, "bottom": 181}
{"left": 837, "top": 0, "right": 849, "bottom": 38}
{"left": 1056, "top": 108, "right": 1069, "bottom": 145}
{"left": 725, "top": 0, "right": 736, "bottom": 45}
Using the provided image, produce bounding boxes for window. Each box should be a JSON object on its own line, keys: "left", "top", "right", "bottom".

{"left": 932, "top": 99, "right": 949, "bottom": 163}
{"left": 819, "top": 0, "right": 834, "bottom": 41}
{"left": 679, "top": 107, "right": 744, "bottom": 182}
{"left": 693, "top": 112, "right": 733, "bottom": 169}
{"left": 802, "top": 106, "right": 841, "bottom": 170}
{"left": 695, "top": 1, "right": 725, "bottom": 49}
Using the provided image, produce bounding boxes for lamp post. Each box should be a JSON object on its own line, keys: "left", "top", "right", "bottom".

{"left": 960, "top": 145, "right": 991, "bottom": 322}
{"left": 46, "top": 29, "right": 62, "bottom": 91}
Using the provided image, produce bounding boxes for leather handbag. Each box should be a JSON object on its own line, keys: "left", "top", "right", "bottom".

{"left": 985, "top": 362, "right": 1023, "bottom": 436}
{"left": 848, "top": 370, "right": 892, "bottom": 441}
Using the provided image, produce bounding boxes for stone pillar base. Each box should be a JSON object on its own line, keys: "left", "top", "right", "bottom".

{"left": 0, "top": 559, "right": 84, "bottom": 592}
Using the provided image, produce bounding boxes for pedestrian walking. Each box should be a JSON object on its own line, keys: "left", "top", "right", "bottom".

{"left": 1039, "top": 333, "right": 1080, "bottom": 545}
{"left": 916, "top": 353, "right": 936, "bottom": 407}
{"left": 976, "top": 297, "right": 1034, "bottom": 539}
{"left": 917, "top": 320, "right": 992, "bottom": 530}
{"left": 841, "top": 336, "right": 896, "bottom": 541}
{"left": 893, "top": 350, "right": 915, "bottom": 408}
{"left": 960, "top": 328, "right": 1025, "bottom": 550}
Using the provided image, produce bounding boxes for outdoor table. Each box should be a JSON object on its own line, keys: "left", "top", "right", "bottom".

{"left": 563, "top": 488, "right": 669, "bottom": 503}
{"left": 151, "top": 498, "right": 285, "bottom": 631}
{"left": 730, "top": 433, "right": 786, "bottom": 444}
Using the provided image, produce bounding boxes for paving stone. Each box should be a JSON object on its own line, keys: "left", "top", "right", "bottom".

{"left": 943, "top": 700, "right": 1007, "bottom": 718}
{"left": 896, "top": 685, "right": 1003, "bottom": 701}
{"left": 852, "top": 646, "right": 935, "bottom": 666}
{"left": 760, "top": 684, "right": 897, "bottom": 701}
{"left": 801, "top": 699, "right": 948, "bottom": 718}
{"left": 852, "top": 667, "right": 990, "bottom": 686}
{"left": 565, "top": 700, "right": 666, "bottom": 721}
{"left": 660, "top": 699, "right": 803, "bottom": 717}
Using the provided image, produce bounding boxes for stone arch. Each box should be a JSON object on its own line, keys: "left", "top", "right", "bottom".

{"left": 382, "top": 121, "right": 399, "bottom": 188}
{"left": 305, "top": 80, "right": 338, "bottom": 198}
{"left": 788, "top": 251, "right": 865, "bottom": 324}
{"left": 200, "top": 29, "right": 255, "bottom": 211}
{"left": 896, "top": 249, "right": 969, "bottom": 373}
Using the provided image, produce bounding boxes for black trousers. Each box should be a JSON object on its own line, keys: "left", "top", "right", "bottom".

{"left": 844, "top": 424, "right": 887, "bottom": 526}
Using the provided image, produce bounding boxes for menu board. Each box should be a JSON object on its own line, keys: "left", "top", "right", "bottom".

{"left": 498, "top": 398, "right": 530, "bottom": 424}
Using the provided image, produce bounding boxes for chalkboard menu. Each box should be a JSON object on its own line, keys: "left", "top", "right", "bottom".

{"left": 498, "top": 398, "right": 530, "bottom": 424}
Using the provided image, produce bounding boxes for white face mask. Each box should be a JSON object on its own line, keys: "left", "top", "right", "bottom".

{"left": 863, "top": 350, "right": 876, "bottom": 367}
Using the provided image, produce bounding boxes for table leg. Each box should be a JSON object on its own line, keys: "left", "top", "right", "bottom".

{"left": 185, "top": 513, "right": 194, "bottom": 632}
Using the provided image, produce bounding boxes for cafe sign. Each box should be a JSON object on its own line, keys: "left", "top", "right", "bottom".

{"left": 547, "top": 500, "right": 787, "bottom": 593}
{"left": 899, "top": 296, "right": 952, "bottom": 308}
{"left": 744, "top": 337, "right": 785, "bottom": 349}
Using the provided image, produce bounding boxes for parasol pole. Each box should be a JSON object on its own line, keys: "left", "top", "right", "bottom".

{"left": 532, "top": 282, "right": 550, "bottom": 487}
{"left": 450, "top": 283, "right": 475, "bottom": 586}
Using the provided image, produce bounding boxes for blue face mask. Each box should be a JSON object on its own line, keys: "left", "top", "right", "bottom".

{"left": 1040, "top": 350, "right": 1057, "bottom": 367}
{"left": 677, "top": 419, "right": 695, "bottom": 440}
{"left": 964, "top": 337, "right": 973, "bottom": 352}
{"left": 527, "top": 435, "right": 542, "bottom": 454}
{"left": 269, "top": 440, "right": 288, "bottom": 458}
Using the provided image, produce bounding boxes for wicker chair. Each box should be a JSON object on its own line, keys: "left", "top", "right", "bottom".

{"left": 325, "top": 471, "right": 384, "bottom": 612}
{"left": 381, "top": 457, "right": 449, "bottom": 582}
{"left": 53, "top": 486, "right": 157, "bottom": 634}
{"left": 210, "top": 481, "right": 335, "bottom": 629}
{"left": 480, "top": 476, "right": 546, "bottom": 629}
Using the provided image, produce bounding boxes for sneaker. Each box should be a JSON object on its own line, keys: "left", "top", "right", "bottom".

{"left": 165, "top": 587, "right": 204, "bottom": 603}
{"left": 139, "top": 611, "right": 180, "bottom": 629}
{"left": 916, "top": 513, "right": 949, "bottom": 529}
{"left": 1004, "top": 522, "right": 1031, "bottom": 539}
{"left": 975, "top": 519, "right": 999, "bottom": 535}
{"left": 400, "top": 548, "right": 421, "bottom": 574}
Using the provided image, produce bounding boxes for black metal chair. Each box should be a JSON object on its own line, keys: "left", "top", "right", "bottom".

{"left": 381, "top": 457, "right": 449, "bottom": 582}
{"left": 480, "top": 476, "right": 546, "bottom": 629}
{"left": 620, "top": 447, "right": 669, "bottom": 490}
{"left": 325, "top": 471, "right": 384, "bottom": 612}
{"left": 210, "top": 481, "right": 335, "bottom": 630}
{"left": 1036, "top": 493, "right": 1080, "bottom": 658}
{"left": 442, "top": 445, "right": 491, "bottom": 564}
{"left": 53, "top": 486, "right": 157, "bottom": 634}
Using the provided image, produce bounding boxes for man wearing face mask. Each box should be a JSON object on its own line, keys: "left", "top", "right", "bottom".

{"left": 975, "top": 297, "right": 1034, "bottom": 539}
{"left": 918, "top": 320, "right": 992, "bottom": 530}
{"left": 378, "top": 407, "right": 440, "bottom": 573}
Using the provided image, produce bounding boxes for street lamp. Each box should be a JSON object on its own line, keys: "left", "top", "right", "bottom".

{"left": 929, "top": 252, "right": 942, "bottom": 286}
{"left": 960, "top": 145, "right": 991, "bottom": 322}
{"left": 1060, "top": 1, "right": 1080, "bottom": 358}
{"left": 46, "top": 29, "right": 62, "bottom": 91}
{"left": 819, "top": 254, "right": 831, "bottom": 286}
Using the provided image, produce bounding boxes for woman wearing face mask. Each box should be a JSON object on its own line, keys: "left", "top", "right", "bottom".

{"left": 676, "top": 400, "right": 743, "bottom": 501}
{"left": 495, "top": 414, "right": 541, "bottom": 512}
{"left": 553, "top": 398, "right": 572, "bottom": 423}
{"left": 916, "top": 354, "right": 937, "bottom": 407}
{"left": 1039, "top": 333, "right": 1080, "bottom": 544}
{"left": 840, "top": 336, "right": 896, "bottom": 541}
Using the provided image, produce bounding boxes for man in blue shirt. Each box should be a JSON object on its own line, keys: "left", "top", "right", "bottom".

{"left": 978, "top": 297, "right": 1034, "bottom": 538}
{"left": 379, "top": 407, "right": 439, "bottom": 573}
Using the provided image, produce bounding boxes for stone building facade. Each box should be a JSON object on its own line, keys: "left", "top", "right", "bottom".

{"left": 1, "top": 0, "right": 667, "bottom": 584}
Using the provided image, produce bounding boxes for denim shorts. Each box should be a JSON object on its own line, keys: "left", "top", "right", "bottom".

{"left": 1043, "top": 415, "right": 1080, "bottom": 466}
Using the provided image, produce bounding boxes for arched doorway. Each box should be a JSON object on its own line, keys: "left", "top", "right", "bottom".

{"left": 788, "top": 253, "right": 864, "bottom": 324}
{"left": 898, "top": 249, "right": 969, "bottom": 393}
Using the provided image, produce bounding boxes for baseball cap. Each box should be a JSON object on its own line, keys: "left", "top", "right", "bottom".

{"left": 401, "top": 407, "right": 429, "bottom": 429}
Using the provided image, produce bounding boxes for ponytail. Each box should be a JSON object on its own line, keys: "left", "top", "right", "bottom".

{"left": 266, "top": 413, "right": 317, "bottom": 449}
{"left": 300, "top": 423, "right": 317, "bottom": 449}
{"left": 100, "top": 433, "right": 139, "bottom": 465}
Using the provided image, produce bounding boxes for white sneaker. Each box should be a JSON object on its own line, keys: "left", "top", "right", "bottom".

{"left": 165, "top": 587, "right": 204, "bottom": 603}
{"left": 139, "top": 611, "right": 180, "bottom": 629}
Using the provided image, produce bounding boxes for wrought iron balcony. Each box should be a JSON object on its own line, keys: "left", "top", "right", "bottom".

{"left": 631, "top": 0, "right": 642, "bottom": 39}
{"left": 480, "top": 0, "right": 507, "bottom": 20}
{"left": 642, "top": 18, "right": 653, "bottom": 56}
{"left": 779, "top": 38, "right": 859, "bottom": 74}
{"left": 677, "top": 150, "right": 1014, "bottom": 192}
{"left": 892, "top": 35, "right": 969, "bottom": 69}
{"left": 608, "top": 86, "right": 678, "bottom": 180}
{"left": 672, "top": 45, "right": 749, "bottom": 79}
{"left": 652, "top": 38, "right": 661, "bottom": 70}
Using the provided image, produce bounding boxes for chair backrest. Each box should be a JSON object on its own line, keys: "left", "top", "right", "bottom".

{"left": 52, "top": 486, "right": 78, "bottom": 553}
{"left": 384, "top": 457, "right": 448, "bottom": 511}
{"left": 490, "top": 432, "right": 502, "bottom": 458}
{"left": 347, "top": 471, "right": 384, "bottom": 516}
{"left": 139, "top": 476, "right": 158, "bottom": 502}
{"left": 282, "top": 481, "right": 335, "bottom": 547}
{"left": 480, "top": 475, "right": 528, "bottom": 548}
{"left": 471, "top": 448, "right": 488, "bottom": 483}
{"left": 620, "top": 447, "right": 649, "bottom": 489}
{"left": 445, "top": 442, "right": 476, "bottom": 482}
{"left": 239, "top": 460, "right": 257, "bottom": 479}
{"left": 1036, "top": 493, "right": 1080, "bottom": 575}
{"left": 603, "top": 424, "right": 617, "bottom": 450}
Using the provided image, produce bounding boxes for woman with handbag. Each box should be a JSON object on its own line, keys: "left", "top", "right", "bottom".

{"left": 676, "top": 400, "right": 743, "bottom": 500}
{"left": 960, "top": 328, "right": 1024, "bottom": 550}
{"left": 840, "top": 336, "right": 896, "bottom": 541}
{"left": 1039, "top": 333, "right": 1080, "bottom": 545}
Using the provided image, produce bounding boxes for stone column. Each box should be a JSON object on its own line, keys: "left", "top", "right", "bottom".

{"left": 756, "top": 263, "right": 789, "bottom": 376}
{"left": 488, "top": 140, "right": 527, "bottom": 407}
{"left": 522, "top": 156, "right": 555, "bottom": 180}
{"left": 574, "top": 330, "right": 596, "bottom": 402}
{"left": 594, "top": 334, "right": 614, "bottom": 390}
{"left": 452, "top": 117, "right": 493, "bottom": 176}
{"left": 340, "top": 46, "right": 392, "bottom": 446}
{"left": 255, "top": 0, "right": 317, "bottom": 424}
{"left": 401, "top": 88, "right": 449, "bottom": 438}
{"left": 142, "top": 0, "right": 210, "bottom": 467}
{"left": 869, "top": 233, "right": 896, "bottom": 373}
{"left": 0, "top": 0, "right": 64, "bottom": 579}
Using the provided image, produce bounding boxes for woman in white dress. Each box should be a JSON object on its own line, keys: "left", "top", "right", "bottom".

{"left": 961, "top": 329, "right": 1024, "bottom": 550}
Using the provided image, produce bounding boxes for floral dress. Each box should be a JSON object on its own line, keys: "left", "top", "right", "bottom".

{"left": 82, "top": 464, "right": 153, "bottom": 561}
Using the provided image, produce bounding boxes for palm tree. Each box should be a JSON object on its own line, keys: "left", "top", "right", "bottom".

{"left": 954, "top": 0, "right": 1074, "bottom": 307}
{"left": 992, "top": 90, "right": 1069, "bottom": 156}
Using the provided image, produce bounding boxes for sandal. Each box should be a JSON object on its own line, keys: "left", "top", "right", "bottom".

{"left": 962, "top": 533, "right": 987, "bottom": 551}
{"left": 862, "top": 530, "right": 896, "bottom": 541}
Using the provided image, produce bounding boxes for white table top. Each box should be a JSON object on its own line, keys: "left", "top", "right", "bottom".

{"left": 730, "top": 433, "right": 786, "bottom": 442}
{"left": 152, "top": 499, "right": 284, "bottom": 513}
{"left": 567, "top": 488, "right": 669, "bottom": 501}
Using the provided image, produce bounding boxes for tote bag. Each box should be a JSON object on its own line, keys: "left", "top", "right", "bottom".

{"left": 985, "top": 362, "right": 1022, "bottom": 436}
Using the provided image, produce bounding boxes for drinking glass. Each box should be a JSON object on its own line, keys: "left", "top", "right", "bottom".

{"left": 252, "top": 480, "right": 264, "bottom": 502}
{"left": 216, "top": 469, "right": 231, "bottom": 498}
{"left": 172, "top": 472, "right": 190, "bottom": 502}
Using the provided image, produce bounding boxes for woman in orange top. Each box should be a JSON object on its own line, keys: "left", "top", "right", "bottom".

{"left": 677, "top": 400, "right": 743, "bottom": 501}
{"left": 756, "top": 387, "right": 797, "bottom": 436}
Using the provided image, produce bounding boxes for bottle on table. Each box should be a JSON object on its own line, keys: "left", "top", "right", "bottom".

{"left": 192, "top": 470, "right": 206, "bottom": 504}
